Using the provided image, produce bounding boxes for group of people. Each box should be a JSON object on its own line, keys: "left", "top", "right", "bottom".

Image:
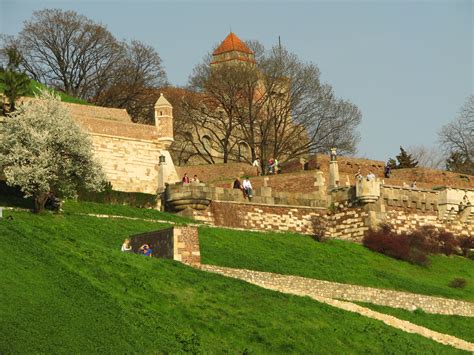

{"left": 233, "top": 176, "right": 253, "bottom": 200}
{"left": 354, "top": 169, "right": 376, "bottom": 181}
{"left": 121, "top": 239, "right": 153, "bottom": 257}
{"left": 182, "top": 173, "right": 200, "bottom": 184}
{"left": 251, "top": 157, "right": 279, "bottom": 176}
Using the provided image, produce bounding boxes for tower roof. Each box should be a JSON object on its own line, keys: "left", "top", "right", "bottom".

{"left": 155, "top": 93, "right": 171, "bottom": 107}
{"left": 213, "top": 32, "right": 253, "bottom": 56}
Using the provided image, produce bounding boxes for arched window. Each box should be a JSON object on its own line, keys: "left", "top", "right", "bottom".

{"left": 202, "top": 135, "right": 212, "bottom": 152}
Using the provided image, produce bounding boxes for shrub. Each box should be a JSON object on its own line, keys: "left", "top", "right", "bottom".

{"left": 363, "top": 225, "right": 418, "bottom": 264}
{"left": 363, "top": 225, "right": 462, "bottom": 266}
{"left": 449, "top": 278, "right": 467, "bottom": 289}
{"left": 459, "top": 236, "right": 474, "bottom": 257}
{"left": 77, "top": 183, "right": 157, "bottom": 209}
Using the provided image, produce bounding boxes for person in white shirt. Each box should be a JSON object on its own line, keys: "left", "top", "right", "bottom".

{"left": 252, "top": 158, "right": 260, "bottom": 175}
{"left": 121, "top": 238, "right": 132, "bottom": 253}
{"left": 366, "top": 171, "right": 376, "bottom": 181}
{"left": 242, "top": 177, "right": 253, "bottom": 201}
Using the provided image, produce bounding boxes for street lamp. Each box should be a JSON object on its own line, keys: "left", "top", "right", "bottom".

{"left": 159, "top": 154, "right": 166, "bottom": 165}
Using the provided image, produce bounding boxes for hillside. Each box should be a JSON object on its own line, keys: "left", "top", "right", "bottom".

{"left": 0, "top": 73, "right": 90, "bottom": 105}
{"left": 178, "top": 157, "right": 474, "bottom": 192}
{"left": 0, "top": 205, "right": 467, "bottom": 353}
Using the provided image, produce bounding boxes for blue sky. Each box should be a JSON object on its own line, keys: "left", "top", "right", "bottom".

{"left": 1, "top": 0, "right": 472, "bottom": 161}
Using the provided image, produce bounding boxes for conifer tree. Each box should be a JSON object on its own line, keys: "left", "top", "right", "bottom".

{"left": 395, "top": 146, "right": 418, "bottom": 168}
{"left": 0, "top": 46, "right": 31, "bottom": 114}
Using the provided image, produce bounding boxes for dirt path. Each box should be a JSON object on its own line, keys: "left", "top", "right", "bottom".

{"left": 200, "top": 265, "right": 474, "bottom": 352}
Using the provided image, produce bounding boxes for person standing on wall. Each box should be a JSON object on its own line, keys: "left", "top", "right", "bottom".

{"left": 182, "top": 173, "right": 190, "bottom": 184}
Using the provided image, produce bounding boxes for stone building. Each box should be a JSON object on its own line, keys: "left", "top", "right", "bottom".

{"left": 171, "top": 32, "right": 294, "bottom": 166}
{"left": 68, "top": 93, "right": 180, "bottom": 194}
{"left": 0, "top": 92, "right": 180, "bottom": 194}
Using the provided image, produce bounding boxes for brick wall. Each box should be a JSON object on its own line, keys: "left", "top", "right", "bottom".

{"left": 329, "top": 209, "right": 369, "bottom": 241}
{"left": 209, "top": 201, "right": 327, "bottom": 234}
{"left": 385, "top": 208, "right": 474, "bottom": 237}
{"left": 191, "top": 201, "right": 369, "bottom": 241}
{"left": 176, "top": 163, "right": 257, "bottom": 183}
{"left": 173, "top": 226, "right": 200, "bottom": 265}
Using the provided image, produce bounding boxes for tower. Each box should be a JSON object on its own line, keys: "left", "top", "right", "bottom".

{"left": 154, "top": 93, "right": 174, "bottom": 148}
{"left": 211, "top": 32, "right": 256, "bottom": 66}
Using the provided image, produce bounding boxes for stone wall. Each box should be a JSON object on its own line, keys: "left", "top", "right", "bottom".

{"left": 209, "top": 201, "right": 327, "bottom": 234}
{"left": 173, "top": 226, "right": 200, "bottom": 265}
{"left": 91, "top": 134, "right": 161, "bottom": 194}
{"left": 381, "top": 185, "right": 439, "bottom": 211}
{"left": 329, "top": 209, "right": 369, "bottom": 241}
{"left": 201, "top": 200, "right": 367, "bottom": 241}
{"left": 175, "top": 162, "right": 257, "bottom": 183}
{"left": 384, "top": 208, "right": 474, "bottom": 237}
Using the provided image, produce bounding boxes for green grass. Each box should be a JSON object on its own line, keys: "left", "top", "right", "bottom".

{"left": 0, "top": 73, "right": 91, "bottom": 105}
{"left": 0, "top": 209, "right": 466, "bottom": 353}
{"left": 199, "top": 227, "right": 474, "bottom": 302}
{"left": 357, "top": 303, "right": 474, "bottom": 343}
{"left": 63, "top": 200, "right": 192, "bottom": 224}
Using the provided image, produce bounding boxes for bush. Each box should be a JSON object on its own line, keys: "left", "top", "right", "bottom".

{"left": 459, "top": 236, "right": 474, "bottom": 257}
{"left": 77, "top": 183, "right": 157, "bottom": 209}
{"left": 363, "top": 224, "right": 419, "bottom": 264}
{"left": 449, "top": 278, "right": 467, "bottom": 289}
{"left": 363, "top": 225, "right": 463, "bottom": 266}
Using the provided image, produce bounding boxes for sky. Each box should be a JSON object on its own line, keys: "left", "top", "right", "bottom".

{"left": 1, "top": 0, "right": 472, "bottom": 161}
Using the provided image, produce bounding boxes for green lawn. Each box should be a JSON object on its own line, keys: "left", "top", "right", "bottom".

{"left": 199, "top": 227, "right": 474, "bottom": 302}
{"left": 0, "top": 209, "right": 465, "bottom": 353}
{"left": 0, "top": 73, "right": 91, "bottom": 105}
{"left": 357, "top": 303, "right": 474, "bottom": 343}
{"left": 63, "top": 200, "right": 192, "bottom": 224}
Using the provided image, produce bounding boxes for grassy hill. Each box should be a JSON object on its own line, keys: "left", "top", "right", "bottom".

{"left": 199, "top": 227, "right": 474, "bottom": 302}
{"left": 0, "top": 72, "right": 90, "bottom": 105}
{"left": 0, "top": 207, "right": 466, "bottom": 353}
{"left": 357, "top": 303, "right": 474, "bottom": 343}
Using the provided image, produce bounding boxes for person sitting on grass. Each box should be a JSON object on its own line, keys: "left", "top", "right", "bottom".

{"left": 139, "top": 244, "right": 153, "bottom": 257}
{"left": 121, "top": 238, "right": 132, "bottom": 253}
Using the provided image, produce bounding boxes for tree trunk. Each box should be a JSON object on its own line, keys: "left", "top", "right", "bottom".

{"left": 33, "top": 193, "right": 49, "bottom": 213}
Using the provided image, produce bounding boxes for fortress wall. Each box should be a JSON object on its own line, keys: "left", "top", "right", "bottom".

{"left": 384, "top": 208, "right": 474, "bottom": 237}
{"left": 209, "top": 201, "right": 327, "bottom": 235}
{"left": 328, "top": 209, "right": 370, "bottom": 241}
{"left": 381, "top": 185, "right": 439, "bottom": 211}
{"left": 198, "top": 200, "right": 367, "bottom": 241}
{"left": 91, "top": 134, "right": 161, "bottom": 194}
{"left": 175, "top": 163, "right": 257, "bottom": 183}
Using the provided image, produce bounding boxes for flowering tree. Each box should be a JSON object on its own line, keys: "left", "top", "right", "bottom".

{"left": 0, "top": 90, "right": 106, "bottom": 212}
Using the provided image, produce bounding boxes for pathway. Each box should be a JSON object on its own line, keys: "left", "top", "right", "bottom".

{"left": 200, "top": 265, "right": 474, "bottom": 353}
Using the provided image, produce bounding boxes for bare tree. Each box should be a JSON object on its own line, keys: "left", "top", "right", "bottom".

{"left": 184, "top": 61, "right": 254, "bottom": 163}
{"left": 16, "top": 9, "right": 122, "bottom": 100}
{"left": 408, "top": 145, "right": 445, "bottom": 170}
{"left": 93, "top": 40, "right": 168, "bottom": 121}
{"left": 439, "top": 96, "right": 474, "bottom": 174}
{"left": 250, "top": 45, "right": 361, "bottom": 168}
{"left": 176, "top": 41, "right": 362, "bottom": 168}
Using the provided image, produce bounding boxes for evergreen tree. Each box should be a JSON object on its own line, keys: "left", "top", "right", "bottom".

{"left": 393, "top": 146, "right": 418, "bottom": 169}
{"left": 0, "top": 46, "right": 31, "bottom": 114}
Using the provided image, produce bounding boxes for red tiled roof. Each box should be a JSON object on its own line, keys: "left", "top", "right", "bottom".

{"left": 213, "top": 32, "right": 253, "bottom": 55}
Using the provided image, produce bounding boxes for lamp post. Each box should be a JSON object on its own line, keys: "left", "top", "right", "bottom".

{"left": 159, "top": 154, "right": 166, "bottom": 165}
